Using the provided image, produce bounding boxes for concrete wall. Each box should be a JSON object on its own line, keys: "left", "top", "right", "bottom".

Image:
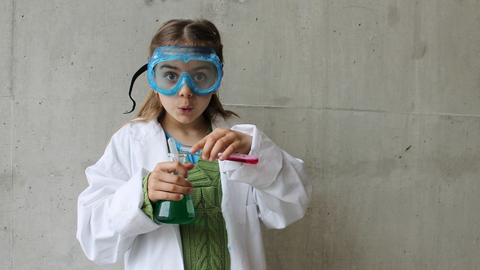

{"left": 1, "top": 0, "right": 479, "bottom": 269}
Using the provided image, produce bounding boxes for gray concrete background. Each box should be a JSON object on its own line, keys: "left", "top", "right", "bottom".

{"left": 1, "top": 0, "right": 479, "bottom": 269}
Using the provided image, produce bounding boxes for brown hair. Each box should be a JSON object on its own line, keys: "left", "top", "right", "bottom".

{"left": 136, "top": 19, "right": 238, "bottom": 123}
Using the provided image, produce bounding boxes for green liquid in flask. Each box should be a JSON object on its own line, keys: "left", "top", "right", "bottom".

{"left": 153, "top": 195, "right": 195, "bottom": 225}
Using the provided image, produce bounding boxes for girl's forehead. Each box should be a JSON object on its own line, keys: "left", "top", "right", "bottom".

{"left": 151, "top": 44, "right": 211, "bottom": 57}
{"left": 152, "top": 46, "right": 217, "bottom": 58}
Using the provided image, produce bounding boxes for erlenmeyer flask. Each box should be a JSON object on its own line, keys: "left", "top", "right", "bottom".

{"left": 153, "top": 153, "right": 195, "bottom": 225}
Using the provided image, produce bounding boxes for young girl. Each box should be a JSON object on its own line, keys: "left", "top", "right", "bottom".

{"left": 77, "top": 19, "right": 312, "bottom": 270}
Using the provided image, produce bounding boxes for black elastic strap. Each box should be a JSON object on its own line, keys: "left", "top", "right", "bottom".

{"left": 124, "top": 64, "right": 148, "bottom": 114}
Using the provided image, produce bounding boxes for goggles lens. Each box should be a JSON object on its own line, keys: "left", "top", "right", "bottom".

{"left": 148, "top": 47, "right": 223, "bottom": 96}
{"left": 153, "top": 60, "right": 219, "bottom": 92}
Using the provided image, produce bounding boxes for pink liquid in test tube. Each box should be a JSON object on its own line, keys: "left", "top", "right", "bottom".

{"left": 222, "top": 153, "right": 259, "bottom": 164}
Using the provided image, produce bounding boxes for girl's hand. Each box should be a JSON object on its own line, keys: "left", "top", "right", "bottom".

{"left": 190, "top": 128, "right": 253, "bottom": 162}
{"left": 147, "top": 161, "right": 195, "bottom": 202}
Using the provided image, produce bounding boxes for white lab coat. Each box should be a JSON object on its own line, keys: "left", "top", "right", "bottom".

{"left": 77, "top": 115, "right": 312, "bottom": 270}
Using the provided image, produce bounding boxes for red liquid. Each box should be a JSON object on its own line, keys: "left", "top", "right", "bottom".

{"left": 225, "top": 153, "right": 259, "bottom": 164}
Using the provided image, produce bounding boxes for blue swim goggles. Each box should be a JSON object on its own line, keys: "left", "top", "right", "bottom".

{"left": 125, "top": 46, "right": 223, "bottom": 114}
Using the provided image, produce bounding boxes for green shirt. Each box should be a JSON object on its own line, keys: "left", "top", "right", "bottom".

{"left": 141, "top": 158, "right": 230, "bottom": 270}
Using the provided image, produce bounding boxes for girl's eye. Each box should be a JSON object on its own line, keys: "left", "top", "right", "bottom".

{"left": 165, "top": 72, "right": 178, "bottom": 81}
{"left": 193, "top": 73, "right": 206, "bottom": 81}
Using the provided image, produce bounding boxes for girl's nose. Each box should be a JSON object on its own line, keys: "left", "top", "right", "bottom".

{"left": 178, "top": 83, "right": 193, "bottom": 98}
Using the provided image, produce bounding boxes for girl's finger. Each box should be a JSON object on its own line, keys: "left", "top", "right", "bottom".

{"left": 149, "top": 190, "right": 186, "bottom": 202}
{"left": 201, "top": 136, "right": 219, "bottom": 160}
{"left": 209, "top": 136, "right": 234, "bottom": 161}
{"left": 218, "top": 143, "right": 237, "bottom": 161}
{"left": 149, "top": 180, "right": 193, "bottom": 196}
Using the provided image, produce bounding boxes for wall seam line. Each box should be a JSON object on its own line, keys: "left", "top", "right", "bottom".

{"left": 223, "top": 104, "right": 480, "bottom": 119}
{"left": 9, "top": 0, "right": 16, "bottom": 269}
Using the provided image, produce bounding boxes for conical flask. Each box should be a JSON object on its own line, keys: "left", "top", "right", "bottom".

{"left": 153, "top": 152, "right": 195, "bottom": 225}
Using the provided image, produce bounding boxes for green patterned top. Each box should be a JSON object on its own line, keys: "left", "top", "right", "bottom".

{"left": 180, "top": 157, "right": 230, "bottom": 270}
{"left": 141, "top": 156, "right": 230, "bottom": 270}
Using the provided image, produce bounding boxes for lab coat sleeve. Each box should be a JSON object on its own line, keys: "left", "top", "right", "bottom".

{"left": 76, "top": 127, "right": 159, "bottom": 267}
{"left": 223, "top": 124, "right": 313, "bottom": 229}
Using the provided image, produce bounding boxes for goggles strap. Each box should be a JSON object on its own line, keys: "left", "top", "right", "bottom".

{"left": 124, "top": 63, "right": 148, "bottom": 114}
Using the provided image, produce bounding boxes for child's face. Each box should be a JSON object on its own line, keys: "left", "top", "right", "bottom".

{"left": 158, "top": 84, "right": 213, "bottom": 127}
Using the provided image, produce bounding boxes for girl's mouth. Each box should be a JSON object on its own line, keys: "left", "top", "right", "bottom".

{"left": 178, "top": 106, "right": 193, "bottom": 113}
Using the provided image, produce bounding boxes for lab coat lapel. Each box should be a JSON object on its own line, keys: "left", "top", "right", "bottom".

{"left": 132, "top": 120, "right": 170, "bottom": 172}
{"left": 129, "top": 120, "right": 185, "bottom": 266}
